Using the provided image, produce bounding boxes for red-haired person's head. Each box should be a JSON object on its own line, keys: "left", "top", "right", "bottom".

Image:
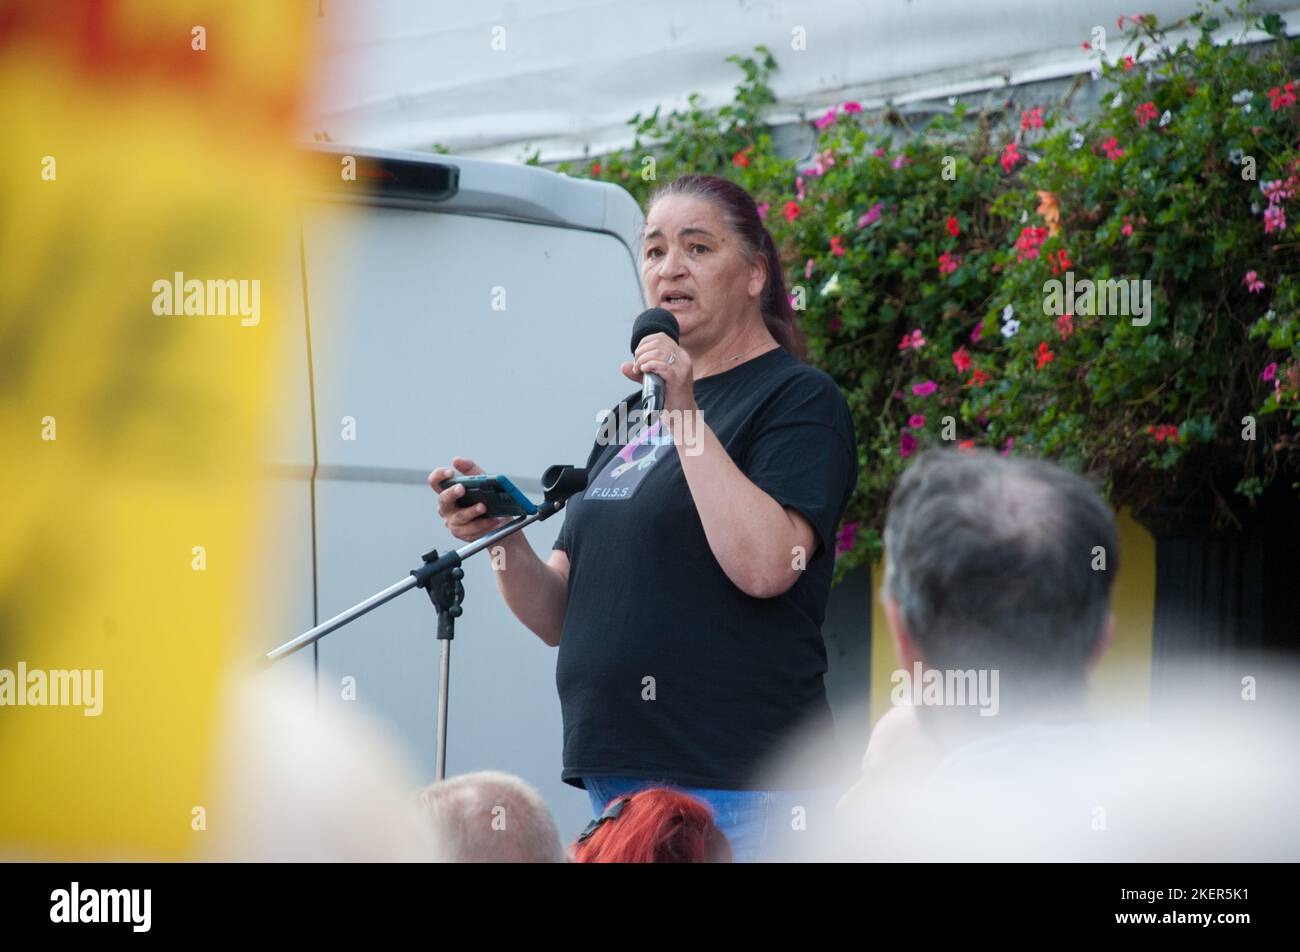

{"left": 569, "top": 788, "right": 733, "bottom": 863}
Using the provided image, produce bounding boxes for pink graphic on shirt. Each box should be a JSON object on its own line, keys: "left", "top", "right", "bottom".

{"left": 609, "top": 418, "right": 669, "bottom": 478}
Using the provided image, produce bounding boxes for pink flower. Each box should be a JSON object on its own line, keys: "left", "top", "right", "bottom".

{"left": 1242, "top": 270, "right": 1265, "bottom": 293}
{"left": 952, "top": 346, "right": 972, "bottom": 373}
{"left": 908, "top": 414, "right": 926, "bottom": 428}
{"left": 1001, "top": 436, "right": 1015, "bottom": 457}
{"left": 1121, "top": 217, "right": 1134, "bottom": 236}
{"left": 858, "top": 202, "right": 884, "bottom": 228}
{"left": 872, "top": 147, "right": 887, "bottom": 158}
{"left": 829, "top": 316, "right": 842, "bottom": 332}
{"left": 805, "top": 257, "right": 815, "bottom": 279}
{"left": 756, "top": 201, "right": 770, "bottom": 221}
{"left": 814, "top": 107, "right": 838, "bottom": 129}
{"left": 970, "top": 322, "right": 983, "bottom": 343}
{"left": 783, "top": 201, "right": 801, "bottom": 223}
{"left": 1262, "top": 362, "right": 1278, "bottom": 382}
{"left": 830, "top": 235, "right": 846, "bottom": 257}
{"left": 843, "top": 101, "right": 862, "bottom": 113}
{"left": 891, "top": 155, "right": 908, "bottom": 170}
{"left": 911, "top": 380, "right": 938, "bottom": 397}
{"left": 899, "top": 431, "right": 918, "bottom": 459}
{"left": 1057, "top": 313, "right": 1074, "bottom": 338}
{"left": 1135, "top": 102, "right": 1158, "bottom": 127}
{"left": 938, "top": 251, "right": 962, "bottom": 275}
{"left": 795, "top": 175, "right": 805, "bottom": 201}
{"left": 1264, "top": 205, "right": 1287, "bottom": 234}
{"left": 1101, "top": 137, "right": 1125, "bottom": 161}
{"left": 835, "top": 521, "right": 860, "bottom": 555}
{"left": 897, "top": 329, "right": 926, "bottom": 351}
{"left": 1000, "top": 142, "right": 1022, "bottom": 173}
{"left": 1021, "top": 107, "right": 1044, "bottom": 130}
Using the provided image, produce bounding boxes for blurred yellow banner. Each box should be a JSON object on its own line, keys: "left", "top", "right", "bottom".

{"left": 0, "top": 0, "right": 310, "bottom": 857}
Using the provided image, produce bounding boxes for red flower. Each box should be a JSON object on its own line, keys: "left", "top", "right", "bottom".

{"left": 829, "top": 235, "right": 846, "bottom": 257}
{"left": 957, "top": 440, "right": 976, "bottom": 453}
{"left": 946, "top": 215, "right": 960, "bottom": 236}
{"left": 965, "top": 369, "right": 991, "bottom": 388}
{"left": 1020, "top": 107, "right": 1044, "bottom": 131}
{"left": 732, "top": 149, "right": 751, "bottom": 168}
{"left": 1057, "top": 313, "right": 1074, "bottom": 338}
{"left": 1135, "top": 101, "right": 1158, "bottom": 127}
{"left": 783, "top": 201, "right": 801, "bottom": 223}
{"left": 938, "top": 251, "right": 962, "bottom": 275}
{"left": 1147, "top": 424, "right": 1181, "bottom": 443}
{"left": 1122, "top": 55, "right": 1135, "bottom": 70}
{"left": 1049, "top": 247, "right": 1072, "bottom": 274}
{"left": 1014, "top": 226, "right": 1048, "bottom": 262}
{"left": 591, "top": 163, "right": 602, "bottom": 175}
{"left": 1101, "top": 137, "right": 1124, "bottom": 161}
{"left": 1268, "top": 83, "right": 1297, "bottom": 111}
{"left": 1000, "top": 142, "right": 1022, "bottom": 173}
{"left": 952, "top": 345, "right": 972, "bottom": 373}
{"left": 1036, "top": 341, "right": 1055, "bottom": 369}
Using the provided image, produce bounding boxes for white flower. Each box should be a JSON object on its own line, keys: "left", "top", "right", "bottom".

{"left": 1265, "top": 309, "right": 1276, "bottom": 321}
{"left": 819, "top": 272, "right": 841, "bottom": 297}
{"left": 1070, "top": 131, "right": 1085, "bottom": 150}
{"left": 1090, "top": 69, "right": 1102, "bottom": 82}
{"left": 948, "top": 95, "right": 959, "bottom": 106}
{"left": 1019, "top": 210, "right": 1028, "bottom": 223}
{"left": 1001, "top": 319, "right": 1021, "bottom": 338}
{"left": 1111, "top": 92, "right": 1124, "bottom": 109}
{"left": 1251, "top": 202, "right": 1260, "bottom": 215}
{"left": 1232, "top": 89, "right": 1252, "bottom": 104}
{"left": 1159, "top": 110, "right": 1172, "bottom": 127}
{"left": 1002, "top": 304, "right": 1015, "bottom": 322}
{"left": 1229, "top": 148, "right": 1244, "bottom": 164}
{"left": 1242, "top": 104, "right": 1252, "bottom": 114}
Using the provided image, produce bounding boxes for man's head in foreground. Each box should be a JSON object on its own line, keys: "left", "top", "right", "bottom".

{"left": 881, "top": 448, "right": 1119, "bottom": 722}
{"left": 415, "top": 771, "right": 565, "bottom": 863}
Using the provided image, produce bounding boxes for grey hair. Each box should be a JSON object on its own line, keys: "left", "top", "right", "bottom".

{"left": 415, "top": 770, "right": 565, "bottom": 863}
{"left": 882, "top": 449, "right": 1118, "bottom": 682}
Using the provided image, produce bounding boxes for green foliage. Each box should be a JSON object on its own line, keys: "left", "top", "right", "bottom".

{"left": 558, "top": 2, "right": 1300, "bottom": 580}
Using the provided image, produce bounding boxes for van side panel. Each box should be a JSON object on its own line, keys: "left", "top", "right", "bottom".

{"left": 301, "top": 202, "right": 643, "bottom": 841}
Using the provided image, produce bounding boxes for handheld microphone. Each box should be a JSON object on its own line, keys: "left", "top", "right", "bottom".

{"left": 630, "top": 308, "right": 681, "bottom": 419}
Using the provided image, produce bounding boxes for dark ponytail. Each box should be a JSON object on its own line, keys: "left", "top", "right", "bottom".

{"left": 646, "top": 175, "right": 808, "bottom": 362}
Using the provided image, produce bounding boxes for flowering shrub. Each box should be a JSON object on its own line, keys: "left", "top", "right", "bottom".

{"left": 547, "top": 2, "right": 1298, "bottom": 580}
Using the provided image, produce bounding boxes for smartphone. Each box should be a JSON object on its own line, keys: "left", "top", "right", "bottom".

{"left": 439, "top": 474, "right": 538, "bottom": 518}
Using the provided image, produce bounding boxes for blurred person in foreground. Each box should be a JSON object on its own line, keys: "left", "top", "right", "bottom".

{"left": 200, "top": 668, "right": 439, "bottom": 862}
{"left": 821, "top": 448, "right": 1300, "bottom": 861}
{"left": 416, "top": 771, "right": 566, "bottom": 863}
{"left": 569, "top": 787, "right": 732, "bottom": 863}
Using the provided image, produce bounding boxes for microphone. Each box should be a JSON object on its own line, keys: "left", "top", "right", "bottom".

{"left": 630, "top": 308, "right": 681, "bottom": 420}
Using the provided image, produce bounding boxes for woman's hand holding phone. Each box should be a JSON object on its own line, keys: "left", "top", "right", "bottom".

{"left": 429, "top": 457, "right": 513, "bottom": 542}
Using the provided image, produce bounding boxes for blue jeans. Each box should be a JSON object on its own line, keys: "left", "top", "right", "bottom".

{"left": 582, "top": 774, "right": 827, "bottom": 863}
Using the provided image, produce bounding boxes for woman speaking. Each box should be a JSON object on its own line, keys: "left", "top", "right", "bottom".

{"left": 429, "top": 174, "right": 858, "bottom": 862}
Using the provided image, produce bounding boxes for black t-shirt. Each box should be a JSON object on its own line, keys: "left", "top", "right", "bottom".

{"left": 550, "top": 345, "right": 860, "bottom": 790}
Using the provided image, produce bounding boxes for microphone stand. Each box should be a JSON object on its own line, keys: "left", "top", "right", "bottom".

{"left": 263, "top": 464, "right": 588, "bottom": 781}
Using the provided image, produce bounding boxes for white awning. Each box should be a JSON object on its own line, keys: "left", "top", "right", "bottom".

{"left": 305, "top": 0, "right": 1300, "bottom": 164}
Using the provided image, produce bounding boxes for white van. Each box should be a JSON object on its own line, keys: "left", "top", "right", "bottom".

{"left": 253, "top": 145, "right": 870, "bottom": 842}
